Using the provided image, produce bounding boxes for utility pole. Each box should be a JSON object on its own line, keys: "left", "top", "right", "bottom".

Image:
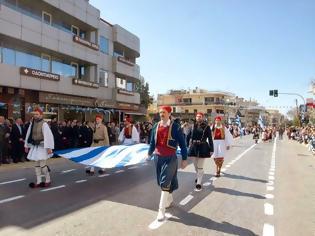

{"left": 295, "top": 99, "right": 301, "bottom": 127}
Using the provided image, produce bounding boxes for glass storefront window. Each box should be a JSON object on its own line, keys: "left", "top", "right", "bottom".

{"left": 2, "top": 48, "right": 15, "bottom": 65}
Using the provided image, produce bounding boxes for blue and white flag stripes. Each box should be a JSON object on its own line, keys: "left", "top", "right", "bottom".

{"left": 56, "top": 144, "right": 183, "bottom": 169}
{"left": 55, "top": 144, "right": 152, "bottom": 169}
{"left": 258, "top": 115, "right": 265, "bottom": 129}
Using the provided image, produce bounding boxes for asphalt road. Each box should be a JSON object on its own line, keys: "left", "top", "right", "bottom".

{"left": 0, "top": 135, "right": 314, "bottom": 236}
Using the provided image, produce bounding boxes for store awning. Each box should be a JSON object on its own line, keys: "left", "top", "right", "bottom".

{"left": 124, "top": 111, "right": 146, "bottom": 116}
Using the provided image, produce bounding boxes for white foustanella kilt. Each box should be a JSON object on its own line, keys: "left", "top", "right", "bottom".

{"left": 27, "top": 142, "right": 52, "bottom": 161}
{"left": 212, "top": 140, "right": 227, "bottom": 158}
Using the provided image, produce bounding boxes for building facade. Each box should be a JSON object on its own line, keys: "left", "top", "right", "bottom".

{"left": 153, "top": 88, "right": 267, "bottom": 125}
{"left": 0, "top": 0, "right": 142, "bottom": 122}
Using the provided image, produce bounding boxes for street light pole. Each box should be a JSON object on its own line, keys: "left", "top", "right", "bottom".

{"left": 278, "top": 92, "right": 306, "bottom": 110}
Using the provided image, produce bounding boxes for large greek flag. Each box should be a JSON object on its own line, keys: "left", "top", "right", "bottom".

{"left": 55, "top": 144, "right": 152, "bottom": 169}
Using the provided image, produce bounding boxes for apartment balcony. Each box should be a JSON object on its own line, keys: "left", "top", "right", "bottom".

{"left": 113, "top": 88, "right": 140, "bottom": 105}
{"left": 113, "top": 25, "right": 140, "bottom": 57}
{"left": 42, "top": 0, "right": 100, "bottom": 28}
{"left": 0, "top": 3, "right": 99, "bottom": 64}
{"left": 113, "top": 56, "right": 140, "bottom": 80}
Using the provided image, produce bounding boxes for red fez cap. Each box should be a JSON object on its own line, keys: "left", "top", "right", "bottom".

{"left": 95, "top": 114, "right": 103, "bottom": 120}
{"left": 215, "top": 116, "right": 222, "bottom": 121}
{"left": 196, "top": 112, "right": 204, "bottom": 117}
{"left": 124, "top": 115, "right": 132, "bottom": 123}
{"left": 160, "top": 106, "right": 172, "bottom": 113}
{"left": 34, "top": 108, "right": 43, "bottom": 115}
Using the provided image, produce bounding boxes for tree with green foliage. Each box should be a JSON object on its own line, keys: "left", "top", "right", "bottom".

{"left": 135, "top": 77, "right": 152, "bottom": 109}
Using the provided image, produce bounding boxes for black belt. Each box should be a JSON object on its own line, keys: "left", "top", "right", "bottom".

{"left": 93, "top": 139, "right": 104, "bottom": 143}
{"left": 192, "top": 140, "right": 206, "bottom": 144}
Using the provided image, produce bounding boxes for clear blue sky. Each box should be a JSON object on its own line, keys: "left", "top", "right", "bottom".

{"left": 91, "top": 0, "right": 315, "bottom": 114}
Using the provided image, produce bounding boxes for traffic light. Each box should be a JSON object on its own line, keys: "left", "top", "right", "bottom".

{"left": 269, "top": 90, "right": 274, "bottom": 96}
{"left": 274, "top": 90, "right": 278, "bottom": 97}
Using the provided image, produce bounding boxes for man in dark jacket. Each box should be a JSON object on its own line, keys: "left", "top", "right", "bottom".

{"left": 10, "top": 118, "right": 25, "bottom": 163}
{"left": 0, "top": 116, "right": 10, "bottom": 164}
{"left": 187, "top": 112, "right": 214, "bottom": 191}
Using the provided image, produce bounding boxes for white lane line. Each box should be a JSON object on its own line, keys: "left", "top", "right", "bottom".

{"left": 40, "top": 185, "right": 66, "bottom": 192}
{"left": 269, "top": 172, "right": 274, "bottom": 176}
{"left": 263, "top": 223, "right": 275, "bottom": 236}
{"left": 265, "top": 194, "right": 274, "bottom": 199}
{"left": 179, "top": 195, "right": 194, "bottom": 206}
{"left": 221, "top": 168, "right": 227, "bottom": 172}
{"left": 264, "top": 203, "right": 274, "bottom": 215}
{"left": 268, "top": 176, "right": 275, "bottom": 180}
{"left": 267, "top": 181, "right": 274, "bottom": 186}
{"left": 267, "top": 186, "right": 274, "bottom": 191}
{"left": 98, "top": 174, "right": 110, "bottom": 178}
{"left": 0, "top": 195, "right": 25, "bottom": 204}
{"left": 0, "top": 178, "right": 26, "bottom": 185}
{"left": 61, "top": 169, "right": 76, "bottom": 174}
{"left": 225, "top": 164, "right": 231, "bottom": 168}
{"left": 115, "top": 170, "right": 125, "bottom": 174}
{"left": 75, "top": 179, "right": 87, "bottom": 183}
{"left": 148, "top": 213, "right": 172, "bottom": 230}
{"left": 203, "top": 182, "right": 212, "bottom": 186}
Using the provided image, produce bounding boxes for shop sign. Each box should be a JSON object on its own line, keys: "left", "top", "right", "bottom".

{"left": 73, "top": 78, "right": 99, "bottom": 88}
{"left": 73, "top": 35, "right": 99, "bottom": 51}
{"left": 117, "top": 103, "right": 139, "bottom": 111}
{"left": 39, "top": 92, "right": 95, "bottom": 107}
{"left": 94, "top": 99, "right": 116, "bottom": 108}
{"left": 20, "top": 67, "right": 60, "bottom": 81}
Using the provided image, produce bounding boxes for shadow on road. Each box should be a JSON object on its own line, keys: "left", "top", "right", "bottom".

{"left": 222, "top": 173, "right": 268, "bottom": 183}
{"left": 169, "top": 206, "right": 258, "bottom": 236}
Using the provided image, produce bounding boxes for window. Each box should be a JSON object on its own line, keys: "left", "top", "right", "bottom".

{"left": 2, "top": 48, "right": 15, "bottom": 65}
{"left": 100, "top": 36, "right": 109, "bottom": 54}
{"left": 194, "top": 109, "right": 197, "bottom": 114}
{"left": 79, "top": 65, "right": 85, "bottom": 79}
{"left": 126, "top": 82, "right": 133, "bottom": 92}
{"left": 80, "top": 30, "right": 86, "bottom": 39}
{"left": 183, "top": 98, "right": 192, "bottom": 104}
{"left": 71, "top": 62, "right": 78, "bottom": 78}
{"left": 71, "top": 25, "right": 79, "bottom": 36}
{"left": 185, "top": 110, "right": 189, "bottom": 113}
{"left": 16, "top": 51, "right": 41, "bottom": 70}
{"left": 41, "top": 54, "right": 51, "bottom": 72}
{"left": 116, "top": 77, "right": 126, "bottom": 89}
{"left": 99, "top": 69, "right": 108, "bottom": 87}
{"left": 42, "top": 11, "right": 52, "bottom": 25}
{"left": 207, "top": 109, "right": 212, "bottom": 114}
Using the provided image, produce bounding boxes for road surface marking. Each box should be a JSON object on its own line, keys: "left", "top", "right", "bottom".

{"left": 75, "top": 180, "right": 87, "bottom": 183}
{"left": 61, "top": 169, "right": 76, "bottom": 174}
{"left": 221, "top": 168, "right": 227, "bottom": 172}
{"left": 40, "top": 185, "right": 66, "bottom": 192}
{"left": 203, "top": 182, "right": 212, "bottom": 186}
{"left": 0, "top": 195, "right": 25, "bottom": 204}
{"left": 98, "top": 174, "right": 110, "bottom": 178}
{"left": 264, "top": 203, "right": 274, "bottom": 215}
{"left": 263, "top": 223, "right": 275, "bottom": 236}
{"left": 115, "top": 170, "right": 125, "bottom": 174}
{"left": 148, "top": 213, "right": 172, "bottom": 230}
{"left": 267, "top": 181, "right": 274, "bottom": 186}
{"left": 179, "top": 195, "right": 194, "bottom": 206}
{"left": 0, "top": 178, "right": 26, "bottom": 185}
{"left": 267, "top": 186, "right": 274, "bottom": 191}
{"left": 225, "top": 164, "right": 231, "bottom": 168}
{"left": 269, "top": 172, "right": 274, "bottom": 176}
{"left": 265, "top": 194, "right": 274, "bottom": 199}
{"left": 268, "top": 176, "right": 275, "bottom": 180}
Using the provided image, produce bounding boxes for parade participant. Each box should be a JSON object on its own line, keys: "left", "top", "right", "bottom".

{"left": 212, "top": 116, "right": 233, "bottom": 177}
{"left": 253, "top": 126, "right": 260, "bottom": 144}
{"left": 187, "top": 112, "right": 213, "bottom": 191}
{"left": 86, "top": 114, "right": 109, "bottom": 175}
{"left": 118, "top": 115, "right": 139, "bottom": 145}
{"left": 24, "top": 108, "right": 54, "bottom": 188}
{"left": 147, "top": 106, "right": 188, "bottom": 221}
